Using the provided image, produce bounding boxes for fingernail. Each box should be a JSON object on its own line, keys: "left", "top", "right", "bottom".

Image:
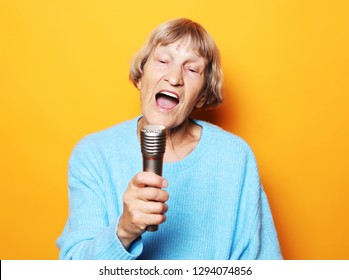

{"left": 162, "top": 180, "right": 168, "bottom": 188}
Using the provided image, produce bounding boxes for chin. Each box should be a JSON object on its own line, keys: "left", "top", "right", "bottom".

{"left": 141, "top": 114, "right": 167, "bottom": 127}
{"left": 142, "top": 109, "right": 187, "bottom": 129}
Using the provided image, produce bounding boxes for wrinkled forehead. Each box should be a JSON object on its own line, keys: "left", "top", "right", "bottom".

{"left": 154, "top": 38, "right": 204, "bottom": 61}
{"left": 152, "top": 33, "right": 212, "bottom": 61}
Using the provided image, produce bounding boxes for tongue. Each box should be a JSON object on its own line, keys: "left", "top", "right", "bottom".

{"left": 156, "top": 95, "right": 178, "bottom": 109}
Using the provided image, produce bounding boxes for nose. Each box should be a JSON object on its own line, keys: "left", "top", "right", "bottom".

{"left": 164, "top": 64, "right": 184, "bottom": 86}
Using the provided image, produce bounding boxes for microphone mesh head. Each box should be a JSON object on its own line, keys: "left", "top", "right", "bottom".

{"left": 141, "top": 125, "right": 166, "bottom": 155}
{"left": 141, "top": 124, "right": 166, "bottom": 134}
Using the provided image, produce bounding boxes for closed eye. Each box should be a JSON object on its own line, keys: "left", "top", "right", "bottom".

{"left": 186, "top": 64, "right": 202, "bottom": 74}
{"left": 158, "top": 59, "right": 167, "bottom": 64}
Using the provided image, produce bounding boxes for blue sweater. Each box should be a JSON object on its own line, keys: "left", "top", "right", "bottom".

{"left": 57, "top": 117, "right": 282, "bottom": 260}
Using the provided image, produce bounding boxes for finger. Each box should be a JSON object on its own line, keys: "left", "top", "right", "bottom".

{"left": 138, "top": 187, "right": 169, "bottom": 202}
{"left": 141, "top": 213, "right": 167, "bottom": 226}
{"left": 127, "top": 209, "right": 167, "bottom": 229}
{"left": 132, "top": 172, "right": 168, "bottom": 189}
{"left": 141, "top": 201, "right": 168, "bottom": 214}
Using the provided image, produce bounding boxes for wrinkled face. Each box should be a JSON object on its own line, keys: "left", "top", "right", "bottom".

{"left": 137, "top": 39, "right": 207, "bottom": 129}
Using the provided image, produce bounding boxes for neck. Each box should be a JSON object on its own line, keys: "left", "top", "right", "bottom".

{"left": 138, "top": 117, "right": 202, "bottom": 162}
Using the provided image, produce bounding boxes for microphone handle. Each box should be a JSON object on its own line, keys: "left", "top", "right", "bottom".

{"left": 143, "top": 157, "right": 163, "bottom": 232}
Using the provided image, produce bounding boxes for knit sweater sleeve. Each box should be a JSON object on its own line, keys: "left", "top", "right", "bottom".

{"left": 232, "top": 146, "right": 283, "bottom": 260}
{"left": 255, "top": 189, "right": 283, "bottom": 259}
{"left": 56, "top": 137, "right": 143, "bottom": 260}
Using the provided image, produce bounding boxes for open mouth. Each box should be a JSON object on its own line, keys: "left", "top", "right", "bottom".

{"left": 155, "top": 91, "right": 179, "bottom": 109}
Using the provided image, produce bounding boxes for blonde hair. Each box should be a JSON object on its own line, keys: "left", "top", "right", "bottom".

{"left": 129, "top": 18, "right": 223, "bottom": 108}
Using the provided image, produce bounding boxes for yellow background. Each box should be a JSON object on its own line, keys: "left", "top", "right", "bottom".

{"left": 1, "top": 0, "right": 348, "bottom": 259}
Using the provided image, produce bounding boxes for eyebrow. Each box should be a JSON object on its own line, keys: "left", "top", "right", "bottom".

{"left": 154, "top": 46, "right": 206, "bottom": 65}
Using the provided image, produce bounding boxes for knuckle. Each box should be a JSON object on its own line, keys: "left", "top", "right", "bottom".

{"left": 131, "top": 211, "right": 142, "bottom": 224}
{"left": 134, "top": 172, "right": 144, "bottom": 183}
{"left": 123, "top": 191, "right": 136, "bottom": 205}
{"left": 127, "top": 203, "right": 137, "bottom": 213}
{"left": 123, "top": 196, "right": 131, "bottom": 206}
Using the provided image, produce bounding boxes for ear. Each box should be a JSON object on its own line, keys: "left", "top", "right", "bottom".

{"left": 195, "top": 93, "right": 207, "bottom": 109}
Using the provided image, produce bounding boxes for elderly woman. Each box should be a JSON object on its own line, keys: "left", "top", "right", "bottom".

{"left": 57, "top": 18, "right": 282, "bottom": 260}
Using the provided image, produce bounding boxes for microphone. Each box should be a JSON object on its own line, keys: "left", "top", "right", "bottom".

{"left": 140, "top": 124, "right": 167, "bottom": 232}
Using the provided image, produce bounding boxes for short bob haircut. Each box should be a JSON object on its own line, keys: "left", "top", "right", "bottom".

{"left": 129, "top": 18, "right": 223, "bottom": 109}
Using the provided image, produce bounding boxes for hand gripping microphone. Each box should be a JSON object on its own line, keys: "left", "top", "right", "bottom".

{"left": 140, "top": 124, "right": 167, "bottom": 232}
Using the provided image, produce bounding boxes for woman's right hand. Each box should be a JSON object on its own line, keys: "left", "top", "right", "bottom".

{"left": 116, "top": 172, "right": 169, "bottom": 249}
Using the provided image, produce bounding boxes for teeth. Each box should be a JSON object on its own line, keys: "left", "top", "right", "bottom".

{"left": 159, "top": 91, "right": 178, "bottom": 99}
